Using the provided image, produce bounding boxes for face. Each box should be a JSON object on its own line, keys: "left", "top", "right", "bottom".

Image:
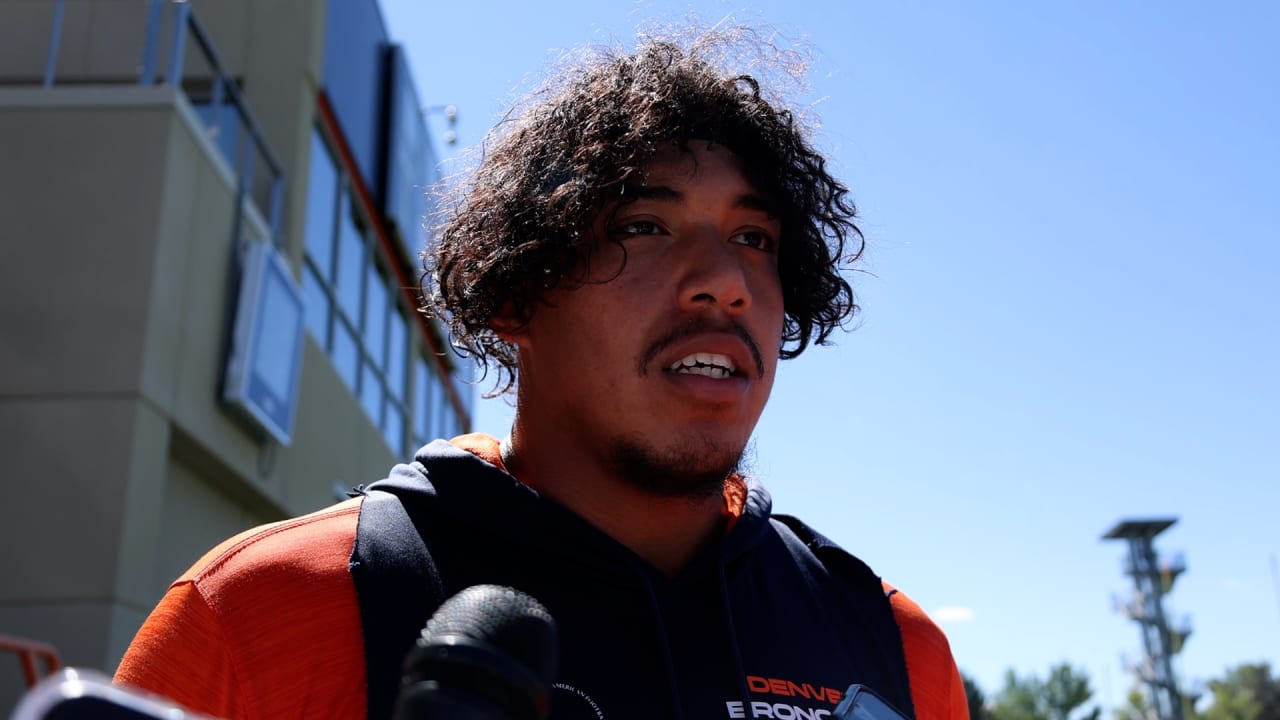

{"left": 503, "top": 143, "right": 785, "bottom": 497}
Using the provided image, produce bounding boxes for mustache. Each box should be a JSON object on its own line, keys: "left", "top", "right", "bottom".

{"left": 639, "top": 317, "right": 766, "bottom": 379}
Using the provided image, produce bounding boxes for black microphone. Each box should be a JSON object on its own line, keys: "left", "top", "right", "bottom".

{"left": 393, "top": 585, "right": 559, "bottom": 720}
{"left": 832, "top": 684, "right": 912, "bottom": 719}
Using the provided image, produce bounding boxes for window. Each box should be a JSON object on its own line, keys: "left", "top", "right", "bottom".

{"left": 301, "top": 126, "right": 467, "bottom": 456}
{"left": 303, "top": 132, "right": 338, "bottom": 272}
{"left": 413, "top": 353, "right": 463, "bottom": 451}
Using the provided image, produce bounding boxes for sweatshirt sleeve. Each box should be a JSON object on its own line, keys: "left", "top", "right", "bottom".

{"left": 115, "top": 581, "right": 243, "bottom": 718}
{"left": 885, "top": 585, "right": 969, "bottom": 720}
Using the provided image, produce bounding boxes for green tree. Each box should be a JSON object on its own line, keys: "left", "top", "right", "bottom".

{"left": 990, "top": 663, "right": 1100, "bottom": 720}
{"left": 1044, "top": 663, "right": 1101, "bottom": 720}
{"left": 962, "top": 671, "right": 989, "bottom": 720}
{"left": 1113, "top": 687, "right": 1155, "bottom": 720}
{"left": 991, "top": 669, "right": 1044, "bottom": 720}
{"left": 1199, "top": 663, "right": 1280, "bottom": 720}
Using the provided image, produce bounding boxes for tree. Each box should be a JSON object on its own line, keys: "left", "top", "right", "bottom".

{"left": 963, "top": 671, "right": 989, "bottom": 720}
{"left": 991, "top": 669, "right": 1044, "bottom": 720}
{"left": 1113, "top": 687, "right": 1155, "bottom": 720}
{"left": 990, "top": 663, "right": 1101, "bottom": 720}
{"left": 1044, "top": 663, "right": 1101, "bottom": 720}
{"left": 1199, "top": 663, "right": 1280, "bottom": 720}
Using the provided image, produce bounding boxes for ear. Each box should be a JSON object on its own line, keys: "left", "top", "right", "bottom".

{"left": 490, "top": 302, "right": 531, "bottom": 347}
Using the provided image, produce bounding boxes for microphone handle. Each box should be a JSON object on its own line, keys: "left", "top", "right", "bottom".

{"left": 394, "top": 685, "right": 514, "bottom": 720}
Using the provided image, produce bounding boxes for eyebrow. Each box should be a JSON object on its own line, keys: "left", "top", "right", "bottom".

{"left": 622, "top": 184, "right": 776, "bottom": 214}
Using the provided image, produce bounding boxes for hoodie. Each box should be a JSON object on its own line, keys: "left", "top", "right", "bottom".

{"left": 115, "top": 435, "right": 965, "bottom": 720}
{"left": 353, "top": 436, "right": 937, "bottom": 720}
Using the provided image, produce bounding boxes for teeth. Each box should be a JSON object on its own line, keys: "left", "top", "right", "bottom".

{"left": 667, "top": 353, "right": 736, "bottom": 379}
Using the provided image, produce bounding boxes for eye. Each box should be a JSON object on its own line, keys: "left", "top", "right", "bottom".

{"left": 613, "top": 220, "right": 665, "bottom": 237}
{"left": 729, "top": 230, "right": 776, "bottom": 252}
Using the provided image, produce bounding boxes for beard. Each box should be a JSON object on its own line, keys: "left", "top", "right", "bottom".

{"left": 605, "top": 432, "right": 751, "bottom": 500}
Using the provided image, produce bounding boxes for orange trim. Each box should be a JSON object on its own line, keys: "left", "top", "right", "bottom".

{"left": 884, "top": 584, "right": 969, "bottom": 719}
{"left": 0, "top": 634, "right": 62, "bottom": 688}
{"left": 314, "top": 91, "right": 471, "bottom": 430}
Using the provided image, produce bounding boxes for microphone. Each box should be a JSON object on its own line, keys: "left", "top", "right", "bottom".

{"left": 393, "top": 585, "right": 559, "bottom": 720}
{"left": 832, "top": 684, "right": 911, "bottom": 720}
{"left": 12, "top": 668, "right": 216, "bottom": 719}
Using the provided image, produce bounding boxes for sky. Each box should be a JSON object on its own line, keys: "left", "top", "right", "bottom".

{"left": 378, "top": 0, "right": 1279, "bottom": 711}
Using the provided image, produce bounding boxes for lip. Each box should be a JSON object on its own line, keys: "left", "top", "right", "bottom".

{"left": 662, "top": 367, "right": 750, "bottom": 405}
{"left": 655, "top": 332, "right": 759, "bottom": 382}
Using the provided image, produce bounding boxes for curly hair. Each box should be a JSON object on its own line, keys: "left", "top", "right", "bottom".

{"left": 424, "top": 26, "right": 861, "bottom": 395}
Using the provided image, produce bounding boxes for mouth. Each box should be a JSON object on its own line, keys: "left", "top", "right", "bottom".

{"left": 666, "top": 352, "right": 738, "bottom": 380}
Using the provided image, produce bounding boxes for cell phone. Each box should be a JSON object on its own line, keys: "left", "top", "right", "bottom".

{"left": 832, "top": 683, "right": 912, "bottom": 720}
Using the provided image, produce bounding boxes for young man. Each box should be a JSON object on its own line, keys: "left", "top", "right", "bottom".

{"left": 116, "top": 31, "right": 967, "bottom": 720}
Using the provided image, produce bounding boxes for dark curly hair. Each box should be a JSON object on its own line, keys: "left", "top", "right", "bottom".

{"left": 424, "top": 26, "right": 861, "bottom": 395}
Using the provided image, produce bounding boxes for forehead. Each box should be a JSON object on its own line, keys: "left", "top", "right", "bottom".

{"left": 635, "top": 141, "right": 753, "bottom": 188}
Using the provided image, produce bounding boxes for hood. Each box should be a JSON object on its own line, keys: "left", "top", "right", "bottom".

{"left": 370, "top": 434, "right": 775, "bottom": 585}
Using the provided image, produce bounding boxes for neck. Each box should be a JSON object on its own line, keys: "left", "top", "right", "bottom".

{"left": 502, "top": 422, "right": 728, "bottom": 578}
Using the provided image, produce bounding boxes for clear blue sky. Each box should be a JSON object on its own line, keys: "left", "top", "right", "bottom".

{"left": 380, "top": 0, "right": 1279, "bottom": 710}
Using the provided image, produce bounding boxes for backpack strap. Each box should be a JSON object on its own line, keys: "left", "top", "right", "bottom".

{"left": 772, "top": 514, "right": 917, "bottom": 719}
{"left": 349, "top": 487, "right": 445, "bottom": 720}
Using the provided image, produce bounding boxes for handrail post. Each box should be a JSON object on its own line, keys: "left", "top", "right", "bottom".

{"left": 139, "top": 0, "right": 166, "bottom": 85}
{"left": 165, "top": 1, "right": 191, "bottom": 87}
{"left": 43, "top": 0, "right": 66, "bottom": 88}
{"left": 207, "top": 74, "right": 225, "bottom": 144}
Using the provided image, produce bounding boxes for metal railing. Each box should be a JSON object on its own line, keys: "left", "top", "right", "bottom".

{"left": 0, "top": 634, "right": 62, "bottom": 689}
{"left": 40, "top": 0, "right": 285, "bottom": 247}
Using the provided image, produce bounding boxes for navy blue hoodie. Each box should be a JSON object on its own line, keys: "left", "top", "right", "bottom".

{"left": 352, "top": 439, "right": 918, "bottom": 720}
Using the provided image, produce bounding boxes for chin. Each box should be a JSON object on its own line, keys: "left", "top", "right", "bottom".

{"left": 606, "top": 432, "right": 747, "bottom": 500}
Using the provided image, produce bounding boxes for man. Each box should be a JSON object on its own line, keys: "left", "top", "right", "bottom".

{"left": 116, "top": 29, "right": 967, "bottom": 720}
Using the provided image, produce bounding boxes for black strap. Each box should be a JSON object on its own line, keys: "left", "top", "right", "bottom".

{"left": 350, "top": 488, "right": 445, "bottom": 720}
{"left": 772, "top": 515, "right": 917, "bottom": 719}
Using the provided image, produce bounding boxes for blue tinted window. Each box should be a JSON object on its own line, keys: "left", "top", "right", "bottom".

{"left": 414, "top": 356, "right": 431, "bottom": 441}
{"left": 384, "top": 47, "right": 435, "bottom": 252}
{"left": 302, "top": 263, "right": 330, "bottom": 344}
{"left": 303, "top": 132, "right": 338, "bottom": 278}
{"left": 363, "top": 265, "right": 388, "bottom": 368}
{"left": 387, "top": 310, "right": 407, "bottom": 401}
{"left": 321, "top": 0, "right": 387, "bottom": 191}
{"left": 456, "top": 377, "right": 474, "bottom": 428}
{"left": 335, "top": 198, "right": 365, "bottom": 322}
{"left": 432, "top": 381, "right": 450, "bottom": 440}
{"left": 360, "top": 360, "right": 382, "bottom": 426}
{"left": 383, "top": 403, "right": 405, "bottom": 457}
{"left": 332, "top": 319, "right": 359, "bottom": 390}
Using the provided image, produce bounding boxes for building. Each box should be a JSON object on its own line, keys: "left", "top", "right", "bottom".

{"left": 0, "top": 0, "right": 470, "bottom": 706}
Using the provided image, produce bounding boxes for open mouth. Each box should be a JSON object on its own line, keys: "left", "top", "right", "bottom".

{"left": 667, "top": 352, "right": 738, "bottom": 380}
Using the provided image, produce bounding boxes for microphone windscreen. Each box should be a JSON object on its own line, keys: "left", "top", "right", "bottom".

{"left": 421, "top": 585, "right": 558, "bottom": 687}
{"left": 398, "top": 585, "right": 559, "bottom": 720}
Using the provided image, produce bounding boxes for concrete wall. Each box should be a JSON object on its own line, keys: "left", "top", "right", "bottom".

{"left": 0, "top": 81, "right": 396, "bottom": 712}
{"left": 0, "top": 86, "right": 187, "bottom": 706}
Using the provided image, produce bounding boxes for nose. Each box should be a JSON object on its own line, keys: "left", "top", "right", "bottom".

{"left": 677, "top": 227, "right": 752, "bottom": 315}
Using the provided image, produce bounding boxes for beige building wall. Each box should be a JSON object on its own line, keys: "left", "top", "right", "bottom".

{"left": 0, "top": 0, "right": 445, "bottom": 710}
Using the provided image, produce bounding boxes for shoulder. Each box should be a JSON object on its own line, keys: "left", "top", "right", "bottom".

{"left": 768, "top": 516, "right": 968, "bottom": 719}
{"left": 179, "top": 496, "right": 362, "bottom": 593}
{"left": 883, "top": 583, "right": 970, "bottom": 720}
{"left": 117, "top": 498, "right": 368, "bottom": 718}
{"left": 172, "top": 496, "right": 365, "bottom": 662}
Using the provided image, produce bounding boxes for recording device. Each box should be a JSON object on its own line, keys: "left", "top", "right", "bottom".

{"left": 393, "top": 584, "right": 560, "bottom": 720}
{"left": 833, "top": 683, "right": 912, "bottom": 720}
{"left": 11, "top": 668, "right": 214, "bottom": 719}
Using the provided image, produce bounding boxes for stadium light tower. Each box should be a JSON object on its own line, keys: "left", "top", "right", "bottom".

{"left": 1103, "top": 517, "right": 1191, "bottom": 720}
